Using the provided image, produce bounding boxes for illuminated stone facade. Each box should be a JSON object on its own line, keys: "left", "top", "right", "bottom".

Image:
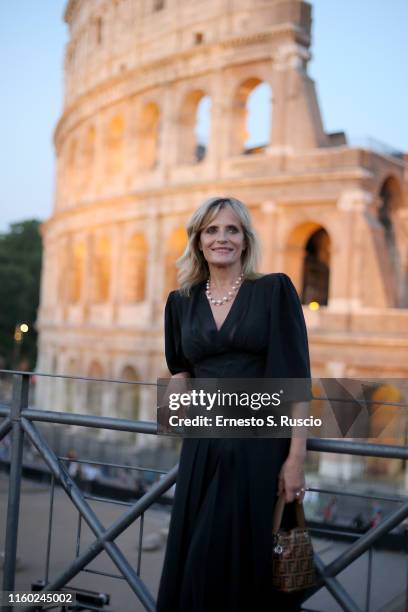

{"left": 35, "top": 0, "right": 408, "bottom": 481}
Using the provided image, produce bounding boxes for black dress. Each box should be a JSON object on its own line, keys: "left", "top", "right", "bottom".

{"left": 156, "top": 273, "right": 312, "bottom": 612}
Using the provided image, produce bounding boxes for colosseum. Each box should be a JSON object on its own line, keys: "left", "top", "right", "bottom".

{"left": 35, "top": 0, "right": 408, "bottom": 482}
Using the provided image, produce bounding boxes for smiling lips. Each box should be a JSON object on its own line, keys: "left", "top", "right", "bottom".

{"left": 213, "top": 248, "right": 233, "bottom": 252}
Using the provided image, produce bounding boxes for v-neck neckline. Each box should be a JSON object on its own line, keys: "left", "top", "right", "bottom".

{"left": 201, "top": 279, "right": 248, "bottom": 333}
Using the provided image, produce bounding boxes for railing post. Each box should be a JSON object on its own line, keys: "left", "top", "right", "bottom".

{"left": 2, "top": 373, "right": 29, "bottom": 608}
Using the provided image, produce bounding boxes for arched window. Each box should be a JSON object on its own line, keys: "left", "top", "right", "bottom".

{"left": 139, "top": 103, "right": 160, "bottom": 171}
{"left": 231, "top": 78, "right": 272, "bottom": 155}
{"left": 117, "top": 366, "right": 140, "bottom": 420}
{"left": 91, "top": 236, "right": 111, "bottom": 303}
{"left": 105, "top": 114, "right": 124, "bottom": 175}
{"left": 378, "top": 176, "right": 405, "bottom": 306}
{"left": 378, "top": 176, "right": 402, "bottom": 243}
{"left": 165, "top": 228, "right": 188, "bottom": 293}
{"left": 195, "top": 96, "right": 211, "bottom": 162}
{"left": 179, "top": 91, "right": 211, "bottom": 164}
{"left": 301, "top": 228, "right": 331, "bottom": 306}
{"left": 117, "top": 365, "right": 141, "bottom": 443}
{"left": 378, "top": 176, "right": 402, "bottom": 234}
{"left": 123, "top": 233, "right": 148, "bottom": 302}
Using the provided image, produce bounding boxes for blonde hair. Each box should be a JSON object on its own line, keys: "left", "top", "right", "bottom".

{"left": 176, "top": 196, "right": 263, "bottom": 296}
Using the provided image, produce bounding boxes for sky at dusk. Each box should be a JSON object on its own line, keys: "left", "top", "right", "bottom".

{"left": 0, "top": 0, "right": 407, "bottom": 232}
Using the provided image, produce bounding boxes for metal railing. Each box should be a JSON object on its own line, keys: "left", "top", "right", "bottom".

{"left": 348, "top": 135, "right": 404, "bottom": 160}
{"left": 1, "top": 370, "right": 408, "bottom": 612}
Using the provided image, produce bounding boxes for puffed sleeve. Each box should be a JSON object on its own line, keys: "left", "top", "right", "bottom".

{"left": 164, "top": 291, "right": 193, "bottom": 376}
{"left": 265, "top": 273, "right": 312, "bottom": 400}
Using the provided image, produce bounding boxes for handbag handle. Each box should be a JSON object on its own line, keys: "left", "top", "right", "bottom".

{"left": 272, "top": 493, "right": 306, "bottom": 534}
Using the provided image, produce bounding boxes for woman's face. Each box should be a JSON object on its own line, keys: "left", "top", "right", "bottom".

{"left": 198, "top": 205, "right": 246, "bottom": 268}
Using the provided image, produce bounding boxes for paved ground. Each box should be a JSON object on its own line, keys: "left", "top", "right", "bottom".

{"left": 0, "top": 476, "right": 167, "bottom": 611}
{"left": 0, "top": 475, "right": 406, "bottom": 611}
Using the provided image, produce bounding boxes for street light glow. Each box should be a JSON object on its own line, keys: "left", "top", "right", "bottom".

{"left": 20, "top": 323, "right": 29, "bottom": 333}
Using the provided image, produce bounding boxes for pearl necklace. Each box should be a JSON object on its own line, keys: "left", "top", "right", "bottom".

{"left": 205, "top": 273, "right": 244, "bottom": 306}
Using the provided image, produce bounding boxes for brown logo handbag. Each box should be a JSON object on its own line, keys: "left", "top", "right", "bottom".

{"left": 272, "top": 494, "right": 317, "bottom": 593}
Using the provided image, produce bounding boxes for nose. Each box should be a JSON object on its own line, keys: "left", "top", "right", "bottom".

{"left": 215, "top": 230, "right": 229, "bottom": 242}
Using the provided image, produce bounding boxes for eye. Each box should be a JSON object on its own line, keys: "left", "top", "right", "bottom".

{"left": 227, "top": 226, "right": 239, "bottom": 233}
{"left": 205, "top": 226, "right": 217, "bottom": 233}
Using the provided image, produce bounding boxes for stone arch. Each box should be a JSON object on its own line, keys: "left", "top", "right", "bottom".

{"left": 69, "top": 241, "right": 85, "bottom": 304}
{"left": 138, "top": 103, "right": 161, "bottom": 171}
{"left": 105, "top": 114, "right": 124, "bottom": 175}
{"left": 164, "top": 227, "right": 188, "bottom": 293}
{"left": 244, "top": 81, "right": 272, "bottom": 152}
{"left": 301, "top": 228, "right": 331, "bottom": 306}
{"left": 231, "top": 77, "right": 272, "bottom": 155}
{"left": 178, "top": 90, "right": 211, "bottom": 164}
{"left": 284, "top": 223, "right": 331, "bottom": 306}
{"left": 378, "top": 175, "right": 407, "bottom": 306}
{"left": 195, "top": 95, "right": 211, "bottom": 162}
{"left": 86, "top": 361, "right": 104, "bottom": 416}
{"left": 378, "top": 175, "right": 403, "bottom": 226}
{"left": 117, "top": 365, "right": 141, "bottom": 421}
{"left": 123, "top": 233, "right": 148, "bottom": 303}
{"left": 91, "top": 235, "right": 111, "bottom": 303}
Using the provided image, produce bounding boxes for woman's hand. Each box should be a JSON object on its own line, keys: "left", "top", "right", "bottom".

{"left": 277, "top": 456, "right": 306, "bottom": 504}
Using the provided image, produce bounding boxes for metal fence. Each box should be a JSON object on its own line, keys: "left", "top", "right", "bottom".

{"left": 1, "top": 370, "right": 408, "bottom": 612}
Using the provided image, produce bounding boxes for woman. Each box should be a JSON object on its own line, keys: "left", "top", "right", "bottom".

{"left": 157, "top": 197, "right": 312, "bottom": 612}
